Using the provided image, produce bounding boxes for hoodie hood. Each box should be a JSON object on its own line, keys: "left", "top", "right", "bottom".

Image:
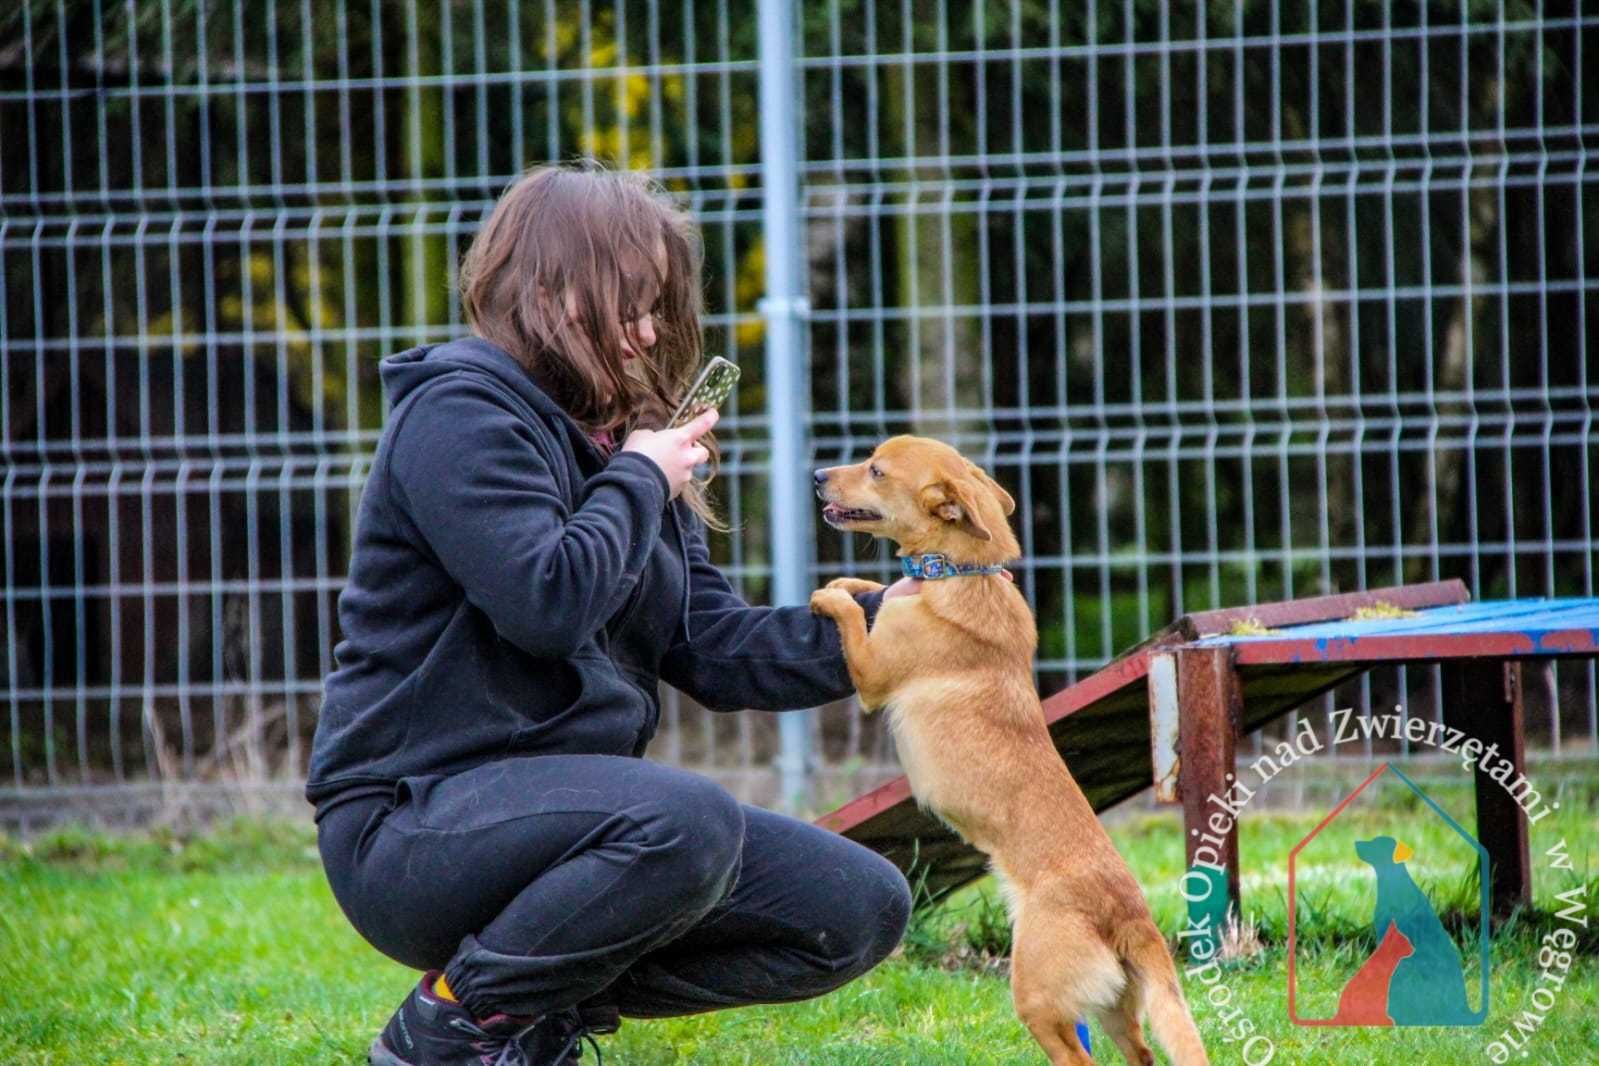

{"left": 380, "top": 336, "right": 606, "bottom": 465}
{"left": 379, "top": 335, "right": 694, "bottom": 640}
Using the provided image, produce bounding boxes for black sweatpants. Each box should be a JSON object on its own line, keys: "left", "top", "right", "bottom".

{"left": 316, "top": 755, "right": 912, "bottom": 1023}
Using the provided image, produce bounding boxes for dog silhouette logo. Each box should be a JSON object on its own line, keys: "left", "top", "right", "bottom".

{"left": 1289, "top": 764, "right": 1490, "bottom": 1028}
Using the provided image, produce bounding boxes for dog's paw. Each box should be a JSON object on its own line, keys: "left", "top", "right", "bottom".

{"left": 809, "top": 587, "right": 858, "bottom": 618}
{"left": 826, "top": 577, "right": 886, "bottom": 595}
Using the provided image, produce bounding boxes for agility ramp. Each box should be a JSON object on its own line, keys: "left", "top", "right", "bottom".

{"left": 816, "top": 579, "right": 1596, "bottom": 915}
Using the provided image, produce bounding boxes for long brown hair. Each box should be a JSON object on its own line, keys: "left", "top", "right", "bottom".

{"left": 460, "top": 161, "right": 725, "bottom": 529}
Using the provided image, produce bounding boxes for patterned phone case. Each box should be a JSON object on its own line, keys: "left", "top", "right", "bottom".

{"left": 668, "top": 357, "right": 742, "bottom": 427}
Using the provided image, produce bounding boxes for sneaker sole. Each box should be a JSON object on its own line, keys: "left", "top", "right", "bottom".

{"left": 367, "top": 1037, "right": 413, "bottom": 1066}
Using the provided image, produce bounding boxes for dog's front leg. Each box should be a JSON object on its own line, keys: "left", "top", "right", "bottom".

{"left": 824, "top": 577, "right": 886, "bottom": 596}
{"left": 809, "top": 588, "right": 893, "bottom": 711}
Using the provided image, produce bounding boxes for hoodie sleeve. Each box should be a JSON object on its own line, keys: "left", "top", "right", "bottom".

{"left": 386, "top": 377, "right": 671, "bottom": 660}
{"left": 658, "top": 511, "right": 886, "bottom": 712}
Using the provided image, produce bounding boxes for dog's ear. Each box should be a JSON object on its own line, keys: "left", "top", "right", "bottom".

{"left": 965, "top": 462, "right": 1016, "bottom": 516}
{"left": 921, "top": 478, "right": 993, "bottom": 541}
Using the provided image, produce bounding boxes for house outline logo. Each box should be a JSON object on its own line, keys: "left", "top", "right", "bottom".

{"left": 1287, "top": 762, "right": 1491, "bottom": 1028}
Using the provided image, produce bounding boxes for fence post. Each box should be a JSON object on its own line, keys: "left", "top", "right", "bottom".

{"left": 757, "top": 0, "right": 813, "bottom": 813}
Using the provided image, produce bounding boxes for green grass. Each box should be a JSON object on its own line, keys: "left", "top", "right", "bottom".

{"left": 1, "top": 788, "right": 1596, "bottom": 1065}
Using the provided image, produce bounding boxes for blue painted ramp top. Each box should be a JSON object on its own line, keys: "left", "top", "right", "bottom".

{"left": 1192, "top": 598, "right": 1599, "bottom": 664}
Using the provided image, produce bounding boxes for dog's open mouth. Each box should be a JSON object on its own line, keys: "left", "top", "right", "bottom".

{"left": 822, "top": 502, "right": 883, "bottom": 527}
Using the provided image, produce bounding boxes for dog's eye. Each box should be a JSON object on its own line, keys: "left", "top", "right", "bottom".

{"left": 869, "top": 463, "right": 884, "bottom": 479}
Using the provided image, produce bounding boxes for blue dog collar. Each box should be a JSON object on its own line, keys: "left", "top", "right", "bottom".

{"left": 900, "top": 553, "right": 1008, "bottom": 580}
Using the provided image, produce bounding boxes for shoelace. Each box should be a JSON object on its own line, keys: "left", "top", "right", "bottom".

{"left": 447, "top": 1006, "right": 607, "bottom": 1066}
{"left": 550, "top": 1023, "right": 604, "bottom": 1066}
{"left": 446, "top": 1015, "right": 538, "bottom": 1066}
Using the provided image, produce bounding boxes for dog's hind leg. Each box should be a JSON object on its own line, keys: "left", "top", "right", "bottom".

{"left": 1096, "top": 992, "right": 1155, "bottom": 1066}
{"left": 1013, "top": 961, "right": 1097, "bottom": 1064}
{"left": 1019, "top": 1017, "right": 1093, "bottom": 1066}
{"left": 1115, "top": 919, "right": 1210, "bottom": 1066}
{"left": 1012, "top": 908, "right": 1119, "bottom": 1065}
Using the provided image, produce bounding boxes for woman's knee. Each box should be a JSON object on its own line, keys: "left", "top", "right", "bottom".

{"left": 809, "top": 851, "right": 912, "bottom": 980}
{"left": 848, "top": 857, "right": 913, "bottom": 971}
{"left": 628, "top": 772, "right": 746, "bottom": 904}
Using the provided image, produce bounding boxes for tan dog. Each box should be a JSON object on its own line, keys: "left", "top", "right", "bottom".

{"left": 810, "top": 435, "right": 1209, "bottom": 1066}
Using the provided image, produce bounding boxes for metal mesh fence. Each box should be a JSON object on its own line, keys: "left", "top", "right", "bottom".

{"left": 1, "top": 1, "right": 1595, "bottom": 823}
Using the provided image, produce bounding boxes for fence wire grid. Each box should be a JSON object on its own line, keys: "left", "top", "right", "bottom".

{"left": 1, "top": 1, "right": 1596, "bottom": 823}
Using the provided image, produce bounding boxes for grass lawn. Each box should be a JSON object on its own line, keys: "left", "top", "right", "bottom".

{"left": 1, "top": 778, "right": 1595, "bottom": 1065}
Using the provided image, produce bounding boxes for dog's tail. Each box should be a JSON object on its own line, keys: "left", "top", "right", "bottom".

{"left": 1116, "top": 918, "right": 1211, "bottom": 1066}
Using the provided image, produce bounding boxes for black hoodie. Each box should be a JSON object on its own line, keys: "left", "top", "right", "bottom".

{"left": 305, "top": 337, "right": 882, "bottom": 815}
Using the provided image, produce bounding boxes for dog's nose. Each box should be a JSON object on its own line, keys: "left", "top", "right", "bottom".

{"left": 812, "top": 468, "right": 829, "bottom": 485}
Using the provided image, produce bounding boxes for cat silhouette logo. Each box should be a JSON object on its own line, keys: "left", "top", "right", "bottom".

{"left": 1288, "top": 763, "right": 1490, "bottom": 1027}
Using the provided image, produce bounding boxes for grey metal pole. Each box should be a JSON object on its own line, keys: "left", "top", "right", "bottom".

{"left": 756, "top": 0, "right": 813, "bottom": 814}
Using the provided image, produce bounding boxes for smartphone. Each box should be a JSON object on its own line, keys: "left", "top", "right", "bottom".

{"left": 667, "top": 356, "right": 742, "bottom": 429}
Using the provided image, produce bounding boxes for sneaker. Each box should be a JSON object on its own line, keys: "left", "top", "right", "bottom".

{"left": 367, "top": 971, "right": 542, "bottom": 1066}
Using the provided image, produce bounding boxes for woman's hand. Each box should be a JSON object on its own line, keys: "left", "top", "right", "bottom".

{"left": 622, "top": 408, "right": 718, "bottom": 499}
{"left": 881, "top": 576, "right": 922, "bottom": 602}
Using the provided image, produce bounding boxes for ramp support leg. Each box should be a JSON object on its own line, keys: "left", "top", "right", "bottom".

{"left": 1176, "top": 645, "right": 1243, "bottom": 918}
{"left": 1442, "top": 659, "right": 1535, "bottom": 918}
